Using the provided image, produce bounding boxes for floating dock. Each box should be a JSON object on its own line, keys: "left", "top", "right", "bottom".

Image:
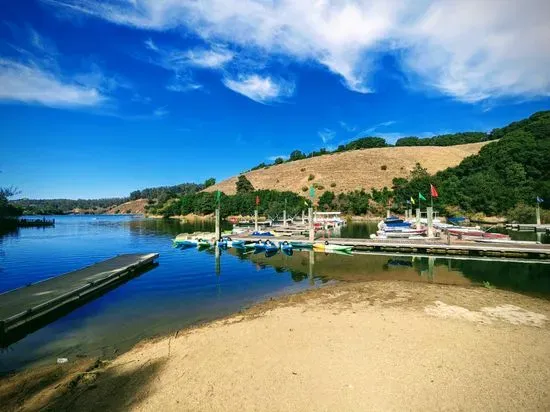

{"left": 0, "top": 253, "right": 159, "bottom": 346}
{"left": 505, "top": 223, "right": 550, "bottom": 233}
{"left": 233, "top": 236, "right": 550, "bottom": 259}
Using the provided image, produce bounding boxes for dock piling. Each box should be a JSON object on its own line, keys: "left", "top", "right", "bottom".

{"left": 215, "top": 207, "right": 221, "bottom": 241}
{"left": 415, "top": 208, "right": 421, "bottom": 229}
{"left": 427, "top": 206, "right": 434, "bottom": 238}
{"left": 308, "top": 207, "right": 314, "bottom": 242}
{"left": 254, "top": 210, "right": 258, "bottom": 232}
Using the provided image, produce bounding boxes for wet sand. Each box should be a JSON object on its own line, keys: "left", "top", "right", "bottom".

{"left": 2, "top": 281, "right": 550, "bottom": 411}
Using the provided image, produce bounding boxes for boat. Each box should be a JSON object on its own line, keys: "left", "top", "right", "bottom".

{"left": 383, "top": 216, "right": 412, "bottom": 228}
{"left": 251, "top": 231, "right": 275, "bottom": 237}
{"left": 289, "top": 241, "right": 313, "bottom": 249}
{"left": 278, "top": 241, "right": 293, "bottom": 252}
{"left": 197, "top": 239, "right": 213, "bottom": 248}
{"left": 313, "top": 241, "right": 353, "bottom": 253}
{"left": 448, "top": 228, "right": 509, "bottom": 240}
{"left": 265, "top": 243, "right": 279, "bottom": 253}
{"left": 313, "top": 212, "right": 347, "bottom": 228}
{"left": 175, "top": 239, "right": 198, "bottom": 248}
{"left": 376, "top": 228, "right": 427, "bottom": 238}
{"left": 473, "top": 238, "right": 533, "bottom": 245}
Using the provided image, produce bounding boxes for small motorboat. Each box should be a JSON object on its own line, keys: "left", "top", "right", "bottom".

{"left": 265, "top": 241, "right": 278, "bottom": 251}
{"left": 251, "top": 231, "right": 275, "bottom": 237}
{"left": 197, "top": 239, "right": 213, "bottom": 248}
{"left": 289, "top": 241, "right": 313, "bottom": 249}
{"left": 313, "top": 241, "right": 353, "bottom": 253}
{"left": 173, "top": 239, "right": 198, "bottom": 248}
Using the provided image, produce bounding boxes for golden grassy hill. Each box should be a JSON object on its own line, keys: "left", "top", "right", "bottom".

{"left": 105, "top": 199, "right": 149, "bottom": 215}
{"left": 205, "top": 142, "right": 491, "bottom": 197}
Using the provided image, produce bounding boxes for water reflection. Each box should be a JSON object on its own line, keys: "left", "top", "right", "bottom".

{"left": 226, "top": 247, "right": 550, "bottom": 298}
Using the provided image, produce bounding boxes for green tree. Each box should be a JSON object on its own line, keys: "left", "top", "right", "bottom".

{"left": 274, "top": 157, "right": 285, "bottom": 165}
{"left": 236, "top": 175, "right": 255, "bottom": 194}
{"left": 203, "top": 177, "right": 216, "bottom": 188}
{"left": 289, "top": 150, "right": 306, "bottom": 161}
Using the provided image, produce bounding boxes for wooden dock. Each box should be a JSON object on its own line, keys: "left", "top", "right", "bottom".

{"left": 233, "top": 236, "right": 550, "bottom": 259}
{"left": 505, "top": 223, "right": 550, "bottom": 233}
{"left": 0, "top": 253, "right": 159, "bottom": 346}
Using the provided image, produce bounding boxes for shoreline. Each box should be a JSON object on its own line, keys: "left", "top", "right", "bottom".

{"left": 2, "top": 280, "right": 549, "bottom": 411}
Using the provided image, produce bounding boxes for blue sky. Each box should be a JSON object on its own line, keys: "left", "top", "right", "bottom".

{"left": 1, "top": 0, "right": 549, "bottom": 199}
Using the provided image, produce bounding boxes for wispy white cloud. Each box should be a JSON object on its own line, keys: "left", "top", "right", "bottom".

{"left": 222, "top": 74, "right": 294, "bottom": 104}
{"left": 318, "top": 128, "right": 336, "bottom": 144}
{"left": 339, "top": 121, "right": 357, "bottom": 132}
{"left": 355, "top": 120, "right": 396, "bottom": 137}
{"left": 0, "top": 27, "right": 106, "bottom": 108}
{"left": 0, "top": 59, "right": 104, "bottom": 107}
{"left": 143, "top": 38, "right": 232, "bottom": 92}
{"left": 45, "top": 0, "right": 550, "bottom": 102}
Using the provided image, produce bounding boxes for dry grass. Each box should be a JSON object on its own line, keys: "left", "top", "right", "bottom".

{"left": 105, "top": 199, "right": 149, "bottom": 215}
{"left": 205, "top": 142, "right": 490, "bottom": 197}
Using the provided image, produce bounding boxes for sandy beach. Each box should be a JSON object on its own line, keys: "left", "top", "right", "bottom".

{"left": 2, "top": 281, "right": 549, "bottom": 411}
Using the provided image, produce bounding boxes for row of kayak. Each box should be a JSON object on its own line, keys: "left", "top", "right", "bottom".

{"left": 173, "top": 237, "right": 353, "bottom": 253}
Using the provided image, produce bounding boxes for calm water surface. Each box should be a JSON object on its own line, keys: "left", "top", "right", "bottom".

{"left": 0, "top": 216, "right": 548, "bottom": 373}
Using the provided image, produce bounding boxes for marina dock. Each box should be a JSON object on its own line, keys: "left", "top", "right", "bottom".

{"left": 505, "top": 223, "right": 550, "bottom": 233}
{"left": 232, "top": 236, "right": 550, "bottom": 259}
{"left": 0, "top": 253, "right": 159, "bottom": 346}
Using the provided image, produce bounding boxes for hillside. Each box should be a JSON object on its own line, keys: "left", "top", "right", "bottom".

{"left": 105, "top": 199, "right": 149, "bottom": 215}
{"left": 205, "top": 142, "right": 491, "bottom": 196}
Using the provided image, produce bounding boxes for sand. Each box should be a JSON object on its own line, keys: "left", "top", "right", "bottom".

{"left": 2, "top": 281, "right": 549, "bottom": 411}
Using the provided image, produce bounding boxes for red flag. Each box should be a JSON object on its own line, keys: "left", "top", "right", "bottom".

{"left": 430, "top": 184, "right": 439, "bottom": 198}
{"left": 255, "top": 195, "right": 260, "bottom": 206}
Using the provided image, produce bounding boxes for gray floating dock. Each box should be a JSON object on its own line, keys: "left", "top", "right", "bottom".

{"left": 0, "top": 253, "right": 159, "bottom": 345}
{"left": 233, "top": 236, "right": 550, "bottom": 259}
{"left": 505, "top": 223, "right": 550, "bottom": 233}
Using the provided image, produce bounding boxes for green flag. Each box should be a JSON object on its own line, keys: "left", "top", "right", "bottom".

{"left": 309, "top": 185, "right": 315, "bottom": 199}
{"left": 216, "top": 190, "right": 221, "bottom": 204}
{"left": 419, "top": 192, "right": 426, "bottom": 201}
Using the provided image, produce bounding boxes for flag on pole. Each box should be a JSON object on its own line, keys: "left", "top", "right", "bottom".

{"left": 537, "top": 196, "right": 544, "bottom": 203}
{"left": 216, "top": 190, "right": 221, "bottom": 204}
{"left": 309, "top": 185, "right": 315, "bottom": 199}
{"left": 430, "top": 184, "right": 439, "bottom": 198}
{"left": 409, "top": 197, "right": 415, "bottom": 205}
{"left": 255, "top": 195, "right": 260, "bottom": 206}
{"left": 418, "top": 192, "right": 426, "bottom": 201}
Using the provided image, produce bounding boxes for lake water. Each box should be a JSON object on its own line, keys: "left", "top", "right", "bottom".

{"left": 1, "top": 216, "right": 549, "bottom": 373}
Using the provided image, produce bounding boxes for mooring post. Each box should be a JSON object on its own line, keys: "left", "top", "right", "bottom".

{"left": 308, "top": 249, "right": 315, "bottom": 285}
{"left": 415, "top": 208, "right": 421, "bottom": 229}
{"left": 386, "top": 209, "right": 390, "bottom": 218}
{"left": 215, "top": 207, "right": 221, "bottom": 241}
{"left": 301, "top": 210, "right": 305, "bottom": 224}
{"left": 536, "top": 203, "right": 541, "bottom": 225}
{"left": 283, "top": 209, "right": 287, "bottom": 227}
{"left": 427, "top": 206, "right": 434, "bottom": 238}
{"left": 215, "top": 244, "right": 221, "bottom": 276}
{"left": 308, "top": 207, "right": 314, "bottom": 242}
{"left": 254, "top": 209, "right": 258, "bottom": 232}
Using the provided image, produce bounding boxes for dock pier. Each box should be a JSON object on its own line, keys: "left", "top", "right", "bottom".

{"left": 0, "top": 253, "right": 159, "bottom": 346}
{"left": 232, "top": 236, "right": 550, "bottom": 260}
{"left": 505, "top": 223, "right": 550, "bottom": 233}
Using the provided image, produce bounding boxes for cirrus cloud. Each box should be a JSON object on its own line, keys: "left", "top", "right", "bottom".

{"left": 222, "top": 74, "right": 295, "bottom": 104}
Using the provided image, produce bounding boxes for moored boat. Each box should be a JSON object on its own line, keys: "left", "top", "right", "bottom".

{"left": 313, "top": 241, "right": 353, "bottom": 253}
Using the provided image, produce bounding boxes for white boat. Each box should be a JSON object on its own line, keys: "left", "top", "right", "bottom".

{"left": 473, "top": 238, "right": 532, "bottom": 245}
{"left": 376, "top": 229, "right": 427, "bottom": 238}
{"left": 313, "top": 212, "right": 346, "bottom": 227}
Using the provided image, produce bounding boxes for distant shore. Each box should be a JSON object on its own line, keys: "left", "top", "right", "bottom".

{"left": 2, "top": 280, "right": 548, "bottom": 411}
